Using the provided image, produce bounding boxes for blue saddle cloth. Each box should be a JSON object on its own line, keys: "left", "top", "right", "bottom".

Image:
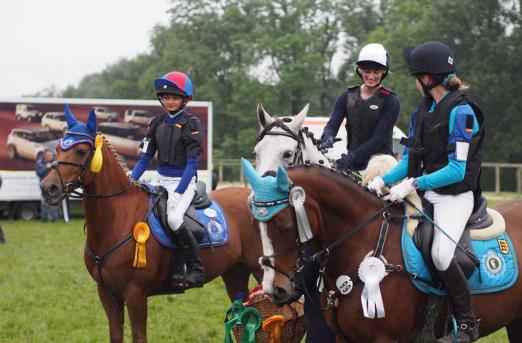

{"left": 401, "top": 218, "right": 518, "bottom": 295}
{"left": 146, "top": 191, "right": 229, "bottom": 249}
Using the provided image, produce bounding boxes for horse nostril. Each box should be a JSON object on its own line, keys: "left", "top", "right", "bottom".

{"left": 48, "top": 184, "right": 59, "bottom": 197}
{"left": 273, "top": 286, "right": 289, "bottom": 302}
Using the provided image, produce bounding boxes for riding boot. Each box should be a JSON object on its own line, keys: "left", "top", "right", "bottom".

{"left": 172, "top": 223, "right": 205, "bottom": 288}
{"left": 437, "top": 258, "right": 479, "bottom": 343}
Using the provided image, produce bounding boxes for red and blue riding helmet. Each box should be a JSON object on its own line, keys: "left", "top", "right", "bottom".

{"left": 154, "top": 71, "right": 193, "bottom": 99}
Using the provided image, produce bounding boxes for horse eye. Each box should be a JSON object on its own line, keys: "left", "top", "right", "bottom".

{"left": 283, "top": 151, "right": 293, "bottom": 159}
{"left": 76, "top": 149, "right": 87, "bottom": 157}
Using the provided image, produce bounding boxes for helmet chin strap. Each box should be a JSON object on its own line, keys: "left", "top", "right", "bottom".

{"left": 416, "top": 76, "right": 439, "bottom": 95}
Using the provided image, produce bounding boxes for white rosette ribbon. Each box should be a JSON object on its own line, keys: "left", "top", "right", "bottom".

{"left": 358, "top": 256, "right": 386, "bottom": 318}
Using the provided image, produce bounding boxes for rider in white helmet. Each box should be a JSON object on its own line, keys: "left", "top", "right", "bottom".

{"left": 304, "top": 43, "right": 400, "bottom": 343}
{"left": 321, "top": 43, "right": 400, "bottom": 171}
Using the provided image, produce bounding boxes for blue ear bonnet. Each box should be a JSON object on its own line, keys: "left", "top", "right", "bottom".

{"left": 60, "top": 104, "right": 97, "bottom": 151}
{"left": 241, "top": 158, "right": 290, "bottom": 221}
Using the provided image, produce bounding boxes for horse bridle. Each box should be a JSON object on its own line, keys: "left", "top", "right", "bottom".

{"left": 254, "top": 119, "right": 304, "bottom": 166}
{"left": 258, "top": 183, "right": 396, "bottom": 283}
{"left": 51, "top": 132, "right": 132, "bottom": 199}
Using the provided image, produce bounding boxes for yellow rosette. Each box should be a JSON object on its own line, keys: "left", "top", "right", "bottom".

{"left": 133, "top": 222, "right": 150, "bottom": 268}
{"left": 90, "top": 135, "right": 104, "bottom": 173}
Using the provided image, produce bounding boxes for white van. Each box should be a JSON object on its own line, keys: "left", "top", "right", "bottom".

{"left": 124, "top": 109, "right": 156, "bottom": 126}
{"left": 41, "top": 112, "right": 67, "bottom": 132}
{"left": 93, "top": 106, "right": 119, "bottom": 121}
{"left": 15, "top": 104, "right": 42, "bottom": 122}
{"left": 303, "top": 116, "right": 407, "bottom": 160}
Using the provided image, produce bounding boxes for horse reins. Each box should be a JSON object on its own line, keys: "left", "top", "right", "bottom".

{"left": 51, "top": 132, "right": 136, "bottom": 288}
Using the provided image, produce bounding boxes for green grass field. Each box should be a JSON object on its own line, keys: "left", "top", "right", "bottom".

{"left": 0, "top": 192, "right": 518, "bottom": 342}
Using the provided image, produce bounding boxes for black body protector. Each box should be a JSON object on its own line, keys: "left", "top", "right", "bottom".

{"left": 345, "top": 85, "right": 394, "bottom": 155}
{"left": 142, "top": 112, "right": 202, "bottom": 167}
{"left": 404, "top": 90, "right": 485, "bottom": 197}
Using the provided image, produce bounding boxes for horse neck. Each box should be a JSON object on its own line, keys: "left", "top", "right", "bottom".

{"left": 83, "top": 143, "right": 144, "bottom": 243}
{"left": 300, "top": 169, "right": 383, "bottom": 265}
{"left": 300, "top": 131, "right": 331, "bottom": 168}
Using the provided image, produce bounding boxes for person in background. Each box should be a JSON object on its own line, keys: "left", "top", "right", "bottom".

{"left": 368, "top": 41, "right": 484, "bottom": 343}
{"left": 35, "top": 149, "right": 59, "bottom": 223}
{"left": 321, "top": 43, "right": 400, "bottom": 171}
{"left": 130, "top": 70, "right": 204, "bottom": 288}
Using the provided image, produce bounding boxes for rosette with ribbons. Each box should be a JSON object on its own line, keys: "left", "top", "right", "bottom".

{"left": 132, "top": 222, "right": 150, "bottom": 268}
{"left": 262, "top": 315, "right": 286, "bottom": 343}
{"left": 358, "top": 256, "right": 386, "bottom": 318}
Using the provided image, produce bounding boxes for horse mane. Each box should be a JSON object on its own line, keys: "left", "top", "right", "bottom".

{"left": 288, "top": 163, "right": 366, "bottom": 194}
{"left": 101, "top": 135, "right": 141, "bottom": 188}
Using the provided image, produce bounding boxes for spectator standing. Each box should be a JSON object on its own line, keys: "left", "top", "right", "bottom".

{"left": 35, "top": 149, "right": 59, "bottom": 222}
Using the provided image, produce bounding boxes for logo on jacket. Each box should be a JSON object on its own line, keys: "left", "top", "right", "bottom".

{"left": 369, "top": 105, "right": 379, "bottom": 110}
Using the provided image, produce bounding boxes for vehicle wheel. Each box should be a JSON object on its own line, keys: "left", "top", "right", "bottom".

{"left": 16, "top": 203, "right": 39, "bottom": 221}
{"left": 15, "top": 115, "right": 21, "bottom": 120}
{"left": 6, "top": 144, "right": 17, "bottom": 159}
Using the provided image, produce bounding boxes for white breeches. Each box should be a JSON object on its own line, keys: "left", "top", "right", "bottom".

{"left": 425, "top": 190, "right": 474, "bottom": 271}
{"left": 156, "top": 176, "right": 197, "bottom": 232}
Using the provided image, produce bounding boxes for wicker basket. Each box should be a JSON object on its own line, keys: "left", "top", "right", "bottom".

{"left": 232, "top": 294, "right": 306, "bottom": 343}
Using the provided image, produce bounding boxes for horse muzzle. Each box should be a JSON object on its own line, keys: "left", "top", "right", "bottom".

{"left": 40, "top": 180, "right": 64, "bottom": 206}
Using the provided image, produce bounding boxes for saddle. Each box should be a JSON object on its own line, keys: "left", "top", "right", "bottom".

{"left": 152, "top": 181, "right": 212, "bottom": 243}
{"left": 412, "top": 196, "right": 492, "bottom": 282}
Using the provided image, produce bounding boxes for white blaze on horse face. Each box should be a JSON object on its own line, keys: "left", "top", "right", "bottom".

{"left": 259, "top": 222, "right": 275, "bottom": 294}
{"left": 255, "top": 133, "right": 298, "bottom": 175}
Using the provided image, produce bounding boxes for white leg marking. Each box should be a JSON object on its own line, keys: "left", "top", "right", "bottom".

{"left": 259, "top": 222, "right": 275, "bottom": 294}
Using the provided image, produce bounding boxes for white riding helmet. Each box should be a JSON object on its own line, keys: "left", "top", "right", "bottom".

{"left": 356, "top": 43, "right": 390, "bottom": 70}
{"left": 356, "top": 43, "right": 390, "bottom": 84}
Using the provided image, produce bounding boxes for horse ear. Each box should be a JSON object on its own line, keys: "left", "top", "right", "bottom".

{"left": 241, "top": 157, "right": 260, "bottom": 188}
{"left": 257, "top": 104, "right": 274, "bottom": 128}
{"left": 64, "top": 104, "right": 78, "bottom": 129}
{"left": 275, "top": 165, "right": 289, "bottom": 192}
{"left": 86, "top": 109, "right": 97, "bottom": 136}
{"left": 287, "top": 103, "right": 309, "bottom": 133}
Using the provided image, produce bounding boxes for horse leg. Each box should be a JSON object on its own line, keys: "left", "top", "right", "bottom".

{"left": 98, "top": 284, "right": 124, "bottom": 343}
{"left": 506, "top": 316, "right": 522, "bottom": 342}
{"left": 222, "top": 263, "right": 252, "bottom": 301}
{"left": 125, "top": 287, "right": 148, "bottom": 343}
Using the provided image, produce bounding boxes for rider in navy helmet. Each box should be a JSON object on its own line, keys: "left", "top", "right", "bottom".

{"left": 369, "top": 42, "right": 484, "bottom": 343}
{"left": 131, "top": 70, "right": 205, "bottom": 288}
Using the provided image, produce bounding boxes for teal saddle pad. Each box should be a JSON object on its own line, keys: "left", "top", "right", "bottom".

{"left": 401, "top": 219, "right": 518, "bottom": 295}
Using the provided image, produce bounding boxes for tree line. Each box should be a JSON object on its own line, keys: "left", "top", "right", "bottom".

{"left": 55, "top": 0, "right": 521, "bottom": 163}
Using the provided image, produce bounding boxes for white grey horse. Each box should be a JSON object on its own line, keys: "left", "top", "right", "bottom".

{"left": 253, "top": 103, "right": 332, "bottom": 176}
{"left": 253, "top": 103, "right": 420, "bottom": 231}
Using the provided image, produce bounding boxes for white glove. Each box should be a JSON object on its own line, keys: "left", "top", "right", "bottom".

{"left": 367, "top": 176, "right": 385, "bottom": 195}
{"left": 388, "top": 178, "right": 416, "bottom": 202}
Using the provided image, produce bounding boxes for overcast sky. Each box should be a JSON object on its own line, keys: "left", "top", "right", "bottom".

{"left": 0, "top": 0, "right": 171, "bottom": 97}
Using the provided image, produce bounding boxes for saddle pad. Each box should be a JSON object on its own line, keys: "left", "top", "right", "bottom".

{"left": 148, "top": 199, "right": 229, "bottom": 249}
{"left": 401, "top": 218, "right": 518, "bottom": 296}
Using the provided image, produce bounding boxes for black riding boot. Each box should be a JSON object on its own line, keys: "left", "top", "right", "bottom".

{"left": 437, "top": 258, "right": 479, "bottom": 343}
{"left": 172, "top": 223, "right": 205, "bottom": 288}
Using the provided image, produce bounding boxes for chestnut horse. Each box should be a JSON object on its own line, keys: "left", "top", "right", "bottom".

{"left": 243, "top": 161, "right": 522, "bottom": 342}
{"left": 40, "top": 126, "right": 262, "bottom": 341}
